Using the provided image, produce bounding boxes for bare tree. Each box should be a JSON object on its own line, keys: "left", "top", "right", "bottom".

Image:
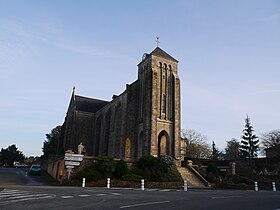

{"left": 181, "top": 129, "right": 211, "bottom": 159}
{"left": 260, "top": 130, "right": 280, "bottom": 156}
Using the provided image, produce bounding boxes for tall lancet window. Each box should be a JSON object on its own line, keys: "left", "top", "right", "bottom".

{"left": 159, "top": 62, "right": 163, "bottom": 118}
{"left": 162, "top": 94, "right": 166, "bottom": 114}
{"left": 161, "top": 64, "right": 167, "bottom": 118}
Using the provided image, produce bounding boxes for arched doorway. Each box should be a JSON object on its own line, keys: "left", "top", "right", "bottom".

{"left": 158, "top": 131, "right": 169, "bottom": 156}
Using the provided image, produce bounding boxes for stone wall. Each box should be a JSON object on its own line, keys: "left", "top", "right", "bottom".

{"left": 47, "top": 156, "right": 96, "bottom": 183}
{"left": 235, "top": 157, "right": 280, "bottom": 174}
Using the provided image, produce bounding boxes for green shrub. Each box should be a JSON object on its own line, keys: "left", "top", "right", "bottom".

{"left": 136, "top": 155, "right": 180, "bottom": 182}
{"left": 232, "top": 175, "right": 243, "bottom": 184}
{"left": 129, "top": 168, "right": 144, "bottom": 176}
{"left": 114, "top": 160, "right": 128, "bottom": 178}
{"left": 94, "top": 155, "right": 116, "bottom": 176}
{"left": 137, "top": 155, "right": 157, "bottom": 170}
{"left": 158, "top": 155, "right": 176, "bottom": 169}
{"left": 205, "top": 172, "right": 217, "bottom": 183}
{"left": 207, "top": 162, "right": 218, "bottom": 174}
{"left": 75, "top": 167, "right": 102, "bottom": 182}
{"left": 161, "top": 167, "right": 183, "bottom": 182}
{"left": 123, "top": 173, "right": 142, "bottom": 181}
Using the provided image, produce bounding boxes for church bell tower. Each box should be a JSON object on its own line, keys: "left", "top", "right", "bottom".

{"left": 137, "top": 47, "right": 181, "bottom": 160}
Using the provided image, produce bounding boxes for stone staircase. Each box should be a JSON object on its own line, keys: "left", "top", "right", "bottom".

{"left": 177, "top": 166, "right": 208, "bottom": 188}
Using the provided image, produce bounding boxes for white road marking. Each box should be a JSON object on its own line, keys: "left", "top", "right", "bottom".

{"left": 160, "top": 189, "right": 171, "bottom": 192}
{"left": 1, "top": 190, "right": 23, "bottom": 193}
{"left": 4, "top": 195, "right": 55, "bottom": 204}
{"left": 0, "top": 190, "right": 55, "bottom": 204}
{"left": 0, "top": 193, "right": 27, "bottom": 198}
{"left": 112, "top": 193, "right": 121, "bottom": 195}
{"left": 212, "top": 195, "right": 243, "bottom": 199}
{"left": 78, "top": 194, "right": 91, "bottom": 197}
{"left": 61, "top": 195, "right": 74, "bottom": 198}
{"left": 96, "top": 193, "right": 106, "bottom": 196}
{"left": 120, "top": 200, "right": 170, "bottom": 208}
{"left": 146, "top": 189, "right": 158, "bottom": 191}
{"left": 7, "top": 194, "right": 50, "bottom": 200}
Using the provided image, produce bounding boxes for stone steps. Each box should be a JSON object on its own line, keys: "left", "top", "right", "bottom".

{"left": 177, "top": 167, "right": 207, "bottom": 188}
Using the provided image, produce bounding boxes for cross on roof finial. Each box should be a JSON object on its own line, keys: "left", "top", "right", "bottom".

{"left": 156, "top": 36, "right": 160, "bottom": 47}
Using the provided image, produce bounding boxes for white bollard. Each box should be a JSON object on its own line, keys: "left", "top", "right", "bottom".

{"left": 141, "top": 179, "right": 144, "bottom": 191}
{"left": 107, "top": 178, "right": 110, "bottom": 189}
{"left": 272, "top": 182, "right": 276, "bottom": 192}
{"left": 82, "top": 178, "right": 86, "bottom": 188}
{"left": 254, "top": 182, "right": 258, "bottom": 191}
{"left": 184, "top": 180, "right": 188, "bottom": 191}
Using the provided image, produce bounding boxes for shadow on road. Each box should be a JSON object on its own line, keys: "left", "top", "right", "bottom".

{"left": 0, "top": 167, "right": 59, "bottom": 187}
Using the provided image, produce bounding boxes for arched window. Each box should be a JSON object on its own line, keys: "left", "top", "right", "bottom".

{"left": 158, "top": 131, "right": 169, "bottom": 156}
{"left": 124, "top": 138, "right": 131, "bottom": 160}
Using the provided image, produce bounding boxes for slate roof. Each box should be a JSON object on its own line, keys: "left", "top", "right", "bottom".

{"left": 75, "top": 95, "right": 109, "bottom": 113}
{"left": 150, "top": 47, "right": 178, "bottom": 62}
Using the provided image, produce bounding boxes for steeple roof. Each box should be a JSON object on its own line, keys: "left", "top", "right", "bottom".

{"left": 150, "top": 47, "right": 178, "bottom": 63}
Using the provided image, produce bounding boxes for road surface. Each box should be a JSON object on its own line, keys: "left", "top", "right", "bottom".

{"left": 0, "top": 167, "right": 279, "bottom": 210}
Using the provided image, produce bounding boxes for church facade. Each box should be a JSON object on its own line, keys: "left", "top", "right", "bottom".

{"left": 58, "top": 47, "right": 181, "bottom": 162}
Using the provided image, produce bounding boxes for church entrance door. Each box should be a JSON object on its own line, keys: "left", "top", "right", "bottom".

{"left": 158, "top": 131, "right": 169, "bottom": 156}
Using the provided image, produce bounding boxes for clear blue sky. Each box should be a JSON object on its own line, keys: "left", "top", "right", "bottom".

{"left": 0, "top": 0, "right": 279, "bottom": 157}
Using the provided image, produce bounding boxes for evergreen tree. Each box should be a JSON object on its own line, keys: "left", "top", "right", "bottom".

{"left": 211, "top": 141, "right": 220, "bottom": 160}
{"left": 239, "top": 115, "right": 259, "bottom": 158}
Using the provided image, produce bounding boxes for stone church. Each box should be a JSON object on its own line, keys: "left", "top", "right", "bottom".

{"left": 58, "top": 47, "right": 181, "bottom": 162}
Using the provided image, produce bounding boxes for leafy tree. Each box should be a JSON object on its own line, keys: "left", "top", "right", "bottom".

{"left": 239, "top": 115, "right": 259, "bottom": 158}
{"left": 260, "top": 130, "right": 280, "bottom": 156}
{"left": 0, "top": 144, "right": 25, "bottom": 166}
{"left": 181, "top": 129, "right": 211, "bottom": 159}
{"left": 224, "top": 138, "right": 241, "bottom": 160}
{"left": 42, "top": 125, "right": 61, "bottom": 159}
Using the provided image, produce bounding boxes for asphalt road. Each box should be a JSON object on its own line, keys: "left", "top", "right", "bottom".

{"left": 0, "top": 168, "right": 280, "bottom": 210}
{"left": 0, "top": 167, "right": 58, "bottom": 187}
